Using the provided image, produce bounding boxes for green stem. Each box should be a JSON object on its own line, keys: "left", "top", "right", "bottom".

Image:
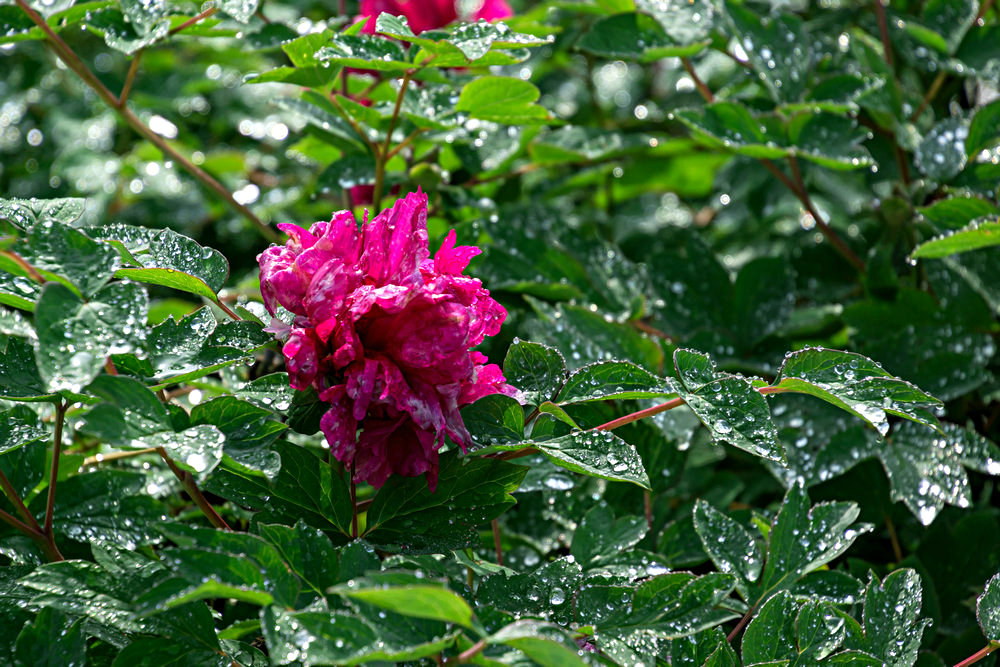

{"left": 43, "top": 401, "right": 67, "bottom": 537}
{"left": 350, "top": 458, "right": 359, "bottom": 540}
{"left": 442, "top": 639, "right": 487, "bottom": 666}
{"left": 727, "top": 603, "right": 757, "bottom": 643}
{"left": 373, "top": 70, "right": 414, "bottom": 207}
{"left": 168, "top": 7, "right": 218, "bottom": 36}
{"left": 491, "top": 519, "right": 503, "bottom": 566}
{"left": 120, "top": 50, "right": 142, "bottom": 106}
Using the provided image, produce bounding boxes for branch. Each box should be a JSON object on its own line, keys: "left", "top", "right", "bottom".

{"left": 14, "top": 0, "right": 278, "bottom": 243}
{"left": 43, "top": 401, "right": 67, "bottom": 537}
{"left": 785, "top": 156, "right": 866, "bottom": 273}
{"left": 0, "top": 250, "right": 46, "bottom": 284}
{"left": 120, "top": 50, "right": 142, "bottom": 106}
{"left": 681, "top": 57, "right": 714, "bottom": 103}
{"left": 491, "top": 519, "right": 503, "bottom": 566}
{"left": 954, "top": 642, "right": 1000, "bottom": 667}
{"left": 157, "top": 448, "right": 232, "bottom": 530}
{"left": 373, "top": 70, "right": 414, "bottom": 206}
{"left": 168, "top": 7, "right": 219, "bottom": 36}
{"left": 83, "top": 447, "right": 158, "bottom": 467}
{"left": 873, "top": 0, "right": 894, "bottom": 68}
{"left": 909, "top": 71, "right": 946, "bottom": 124}
{"left": 442, "top": 639, "right": 487, "bottom": 666}
{"left": 0, "top": 467, "right": 42, "bottom": 532}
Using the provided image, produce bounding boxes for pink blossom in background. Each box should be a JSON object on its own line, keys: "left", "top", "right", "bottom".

{"left": 359, "top": 0, "right": 513, "bottom": 34}
{"left": 258, "top": 190, "right": 514, "bottom": 490}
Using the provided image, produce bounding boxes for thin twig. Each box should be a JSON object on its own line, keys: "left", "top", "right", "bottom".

{"left": 212, "top": 297, "right": 242, "bottom": 321}
{"left": 976, "top": 0, "right": 996, "bottom": 21}
{"left": 83, "top": 447, "right": 158, "bottom": 467}
{"left": 727, "top": 603, "right": 757, "bottom": 643}
{"left": 43, "top": 401, "right": 67, "bottom": 537}
{"left": 954, "top": 643, "right": 1000, "bottom": 667}
{"left": 120, "top": 51, "right": 143, "bottom": 106}
{"left": 873, "top": 0, "right": 894, "bottom": 68}
{"left": 885, "top": 514, "right": 903, "bottom": 562}
{"left": 909, "top": 71, "right": 946, "bottom": 123}
{"left": 0, "top": 467, "right": 42, "bottom": 532}
{"left": 643, "top": 491, "right": 653, "bottom": 528}
{"left": 168, "top": 7, "right": 219, "bottom": 36}
{"left": 631, "top": 319, "right": 675, "bottom": 343}
{"left": 157, "top": 448, "right": 232, "bottom": 530}
{"left": 350, "top": 458, "right": 359, "bottom": 539}
{"left": 786, "top": 156, "right": 866, "bottom": 273}
{"left": 491, "top": 519, "right": 503, "bottom": 566}
{"left": 374, "top": 70, "right": 414, "bottom": 206}
{"left": 386, "top": 128, "right": 427, "bottom": 160}
{"left": 681, "top": 57, "right": 714, "bottom": 103}
{"left": 442, "top": 639, "right": 488, "bottom": 666}
{"left": 14, "top": 0, "right": 276, "bottom": 243}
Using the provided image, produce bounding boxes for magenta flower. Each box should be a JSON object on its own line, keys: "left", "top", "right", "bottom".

{"left": 258, "top": 190, "right": 513, "bottom": 490}
{"left": 359, "top": 0, "right": 513, "bottom": 34}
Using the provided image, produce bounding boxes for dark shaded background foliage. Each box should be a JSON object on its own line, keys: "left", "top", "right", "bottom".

{"left": 1, "top": 0, "right": 1000, "bottom": 664}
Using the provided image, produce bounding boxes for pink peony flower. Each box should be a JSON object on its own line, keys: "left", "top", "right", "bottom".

{"left": 358, "top": 0, "right": 513, "bottom": 34}
{"left": 258, "top": 190, "right": 513, "bottom": 490}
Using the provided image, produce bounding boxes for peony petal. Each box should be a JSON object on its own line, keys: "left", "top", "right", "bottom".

{"left": 434, "top": 229, "right": 482, "bottom": 275}
{"left": 361, "top": 189, "right": 429, "bottom": 285}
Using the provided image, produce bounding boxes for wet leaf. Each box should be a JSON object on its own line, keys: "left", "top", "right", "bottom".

{"left": 693, "top": 500, "right": 762, "bottom": 600}
{"left": 503, "top": 339, "right": 567, "bottom": 407}
{"left": 910, "top": 217, "right": 1000, "bottom": 259}
{"left": 977, "top": 573, "right": 1000, "bottom": 641}
{"left": 536, "top": 429, "right": 650, "bottom": 489}
{"left": 13, "top": 607, "right": 86, "bottom": 667}
{"left": 841, "top": 569, "right": 930, "bottom": 667}
{"left": 556, "top": 360, "right": 677, "bottom": 404}
{"left": 879, "top": 422, "right": 1000, "bottom": 525}
{"left": 456, "top": 77, "right": 551, "bottom": 124}
{"left": 915, "top": 118, "right": 969, "bottom": 182}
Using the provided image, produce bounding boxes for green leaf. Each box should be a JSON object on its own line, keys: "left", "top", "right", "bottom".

{"left": 502, "top": 339, "right": 567, "bottom": 407}
{"left": 456, "top": 77, "right": 551, "bottom": 124}
{"left": 137, "top": 307, "right": 269, "bottom": 385}
{"left": 0, "top": 273, "right": 41, "bottom": 312}
{"left": 788, "top": 113, "right": 874, "bottom": 170}
{"left": 217, "top": 0, "right": 259, "bottom": 23}
{"left": 571, "top": 501, "right": 647, "bottom": 563}
{"left": 879, "top": 422, "right": 1000, "bottom": 525}
{"left": 693, "top": 500, "right": 762, "bottom": 600}
{"left": 80, "top": 374, "right": 172, "bottom": 446}
{"left": 967, "top": 98, "right": 1000, "bottom": 156}
{"left": 256, "top": 521, "right": 339, "bottom": 599}
{"left": 39, "top": 469, "right": 168, "bottom": 548}
{"left": 741, "top": 591, "right": 799, "bottom": 665}
{"left": 376, "top": 15, "right": 549, "bottom": 64}
{"left": 758, "top": 484, "right": 871, "bottom": 600}
{"left": 556, "top": 360, "right": 677, "bottom": 404}
{"left": 977, "top": 573, "right": 1000, "bottom": 642}
{"left": 636, "top": 0, "right": 715, "bottom": 44}
{"left": 918, "top": 196, "right": 1000, "bottom": 229}
{"left": 191, "top": 397, "right": 285, "bottom": 478}
{"left": 488, "top": 620, "right": 590, "bottom": 667}
{"left": 0, "top": 336, "right": 52, "bottom": 401}
{"left": 674, "top": 351, "right": 782, "bottom": 462}
{"left": 673, "top": 102, "right": 788, "bottom": 160}
{"left": 463, "top": 394, "right": 524, "bottom": 447}
{"left": 672, "top": 627, "right": 738, "bottom": 667}
{"left": 535, "top": 429, "right": 651, "bottom": 489}
{"left": 22, "top": 220, "right": 118, "bottom": 297}
{"left": 0, "top": 407, "right": 48, "bottom": 456}
{"left": 722, "top": 2, "right": 810, "bottom": 103}
{"left": 118, "top": 0, "right": 168, "bottom": 34}
{"left": 526, "top": 301, "right": 663, "bottom": 373}
{"left": 364, "top": 453, "right": 527, "bottom": 552}
{"left": 84, "top": 7, "right": 170, "bottom": 55}
{"left": 338, "top": 585, "right": 474, "bottom": 629}
{"left": 88, "top": 224, "right": 230, "bottom": 297}
{"left": 314, "top": 34, "right": 411, "bottom": 71}
{"left": 577, "top": 12, "right": 708, "bottom": 61}
{"left": 772, "top": 348, "right": 942, "bottom": 436}
{"left": 0, "top": 197, "right": 85, "bottom": 230}
{"left": 915, "top": 118, "right": 969, "bottom": 182}
{"left": 0, "top": 6, "right": 42, "bottom": 43}
{"left": 580, "top": 571, "right": 737, "bottom": 637}
{"left": 842, "top": 570, "right": 930, "bottom": 667}
{"left": 261, "top": 606, "right": 457, "bottom": 665}
{"left": 205, "top": 440, "right": 353, "bottom": 535}
{"left": 34, "top": 281, "right": 148, "bottom": 393}
{"left": 910, "top": 218, "right": 1000, "bottom": 260}
{"left": 13, "top": 607, "right": 86, "bottom": 667}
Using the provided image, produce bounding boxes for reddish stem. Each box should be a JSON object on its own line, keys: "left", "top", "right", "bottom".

{"left": 954, "top": 643, "right": 999, "bottom": 667}
{"left": 491, "top": 519, "right": 503, "bottom": 566}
